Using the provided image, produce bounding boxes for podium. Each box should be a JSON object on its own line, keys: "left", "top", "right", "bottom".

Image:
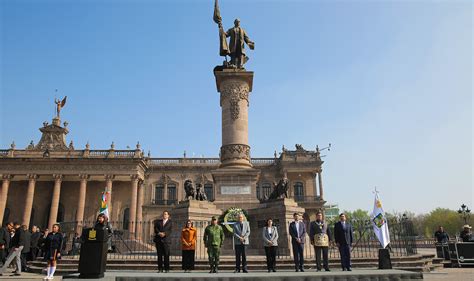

{"left": 78, "top": 227, "right": 108, "bottom": 278}
{"left": 378, "top": 248, "right": 392, "bottom": 269}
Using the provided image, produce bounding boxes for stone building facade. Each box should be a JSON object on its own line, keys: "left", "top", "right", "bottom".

{"left": 0, "top": 116, "right": 326, "bottom": 232}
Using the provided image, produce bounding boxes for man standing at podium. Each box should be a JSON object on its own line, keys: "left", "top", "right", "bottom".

{"left": 154, "top": 211, "right": 173, "bottom": 273}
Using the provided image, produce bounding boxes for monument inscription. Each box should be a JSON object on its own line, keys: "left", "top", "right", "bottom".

{"left": 221, "top": 185, "right": 251, "bottom": 195}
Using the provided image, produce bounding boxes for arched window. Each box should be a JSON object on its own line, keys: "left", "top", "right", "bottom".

{"left": 123, "top": 208, "right": 130, "bottom": 230}
{"left": 294, "top": 182, "right": 304, "bottom": 201}
{"left": 167, "top": 183, "right": 177, "bottom": 205}
{"left": 204, "top": 183, "right": 214, "bottom": 201}
{"left": 155, "top": 184, "right": 164, "bottom": 204}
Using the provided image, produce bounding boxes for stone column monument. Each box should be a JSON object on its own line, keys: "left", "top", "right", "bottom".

{"left": 211, "top": 6, "right": 260, "bottom": 209}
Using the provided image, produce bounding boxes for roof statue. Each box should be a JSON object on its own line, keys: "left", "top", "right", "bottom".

{"left": 54, "top": 96, "right": 67, "bottom": 118}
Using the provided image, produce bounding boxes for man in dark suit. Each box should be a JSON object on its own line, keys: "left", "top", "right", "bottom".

{"left": 289, "top": 212, "right": 306, "bottom": 272}
{"left": 19, "top": 225, "right": 31, "bottom": 272}
{"left": 233, "top": 213, "right": 250, "bottom": 273}
{"left": 29, "top": 226, "right": 41, "bottom": 262}
{"left": 154, "top": 211, "right": 172, "bottom": 273}
{"left": 334, "top": 213, "right": 353, "bottom": 271}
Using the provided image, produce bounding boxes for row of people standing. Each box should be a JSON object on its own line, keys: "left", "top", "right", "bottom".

{"left": 153, "top": 210, "right": 354, "bottom": 273}
{"left": 292, "top": 212, "right": 354, "bottom": 272}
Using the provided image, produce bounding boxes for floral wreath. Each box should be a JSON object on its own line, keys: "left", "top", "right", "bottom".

{"left": 220, "top": 207, "right": 249, "bottom": 234}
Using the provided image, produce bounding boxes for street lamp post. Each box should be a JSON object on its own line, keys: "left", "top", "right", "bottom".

{"left": 458, "top": 204, "right": 471, "bottom": 225}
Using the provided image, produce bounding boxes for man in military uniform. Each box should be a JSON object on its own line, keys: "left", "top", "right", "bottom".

{"left": 203, "top": 216, "right": 224, "bottom": 273}
{"left": 309, "top": 211, "right": 332, "bottom": 272}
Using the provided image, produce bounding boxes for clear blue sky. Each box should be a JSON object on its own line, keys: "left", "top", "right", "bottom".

{"left": 1, "top": 0, "right": 472, "bottom": 214}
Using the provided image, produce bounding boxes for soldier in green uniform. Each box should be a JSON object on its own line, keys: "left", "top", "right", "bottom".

{"left": 203, "top": 216, "right": 224, "bottom": 273}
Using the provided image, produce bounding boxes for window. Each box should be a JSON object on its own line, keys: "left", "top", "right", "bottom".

{"left": 123, "top": 208, "right": 130, "bottom": 230}
{"left": 168, "top": 184, "right": 177, "bottom": 205}
{"left": 204, "top": 184, "right": 214, "bottom": 201}
{"left": 261, "top": 183, "right": 272, "bottom": 199}
{"left": 294, "top": 182, "right": 304, "bottom": 201}
{"left": 256, "top": 184, "right": 260, "bottom": 200}
{"left": 155, "top": 184, "right": 165, "bottom": 204}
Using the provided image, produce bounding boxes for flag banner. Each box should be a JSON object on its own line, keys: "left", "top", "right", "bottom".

{"left": 99, "top": 191, "right": 109, "bottom": 218}
{"left": 213, "top": 0, "right": 222, "bottom": 24}
{"left": 213, "top": 0, "right": 230, "bottom": 56}
{"left": 371, "top": 193, "right": 390, "bottom": 248}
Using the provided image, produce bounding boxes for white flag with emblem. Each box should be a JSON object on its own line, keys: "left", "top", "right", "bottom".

{"left": 371, "top": 192, "right": 390, "bottom": 248}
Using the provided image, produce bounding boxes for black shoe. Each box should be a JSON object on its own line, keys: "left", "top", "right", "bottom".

{"left": 158, "top": 269, "right": 163, "bottom": 273}
{"left": 325, "top": 268, "right": 331, "bottom": 272}
{"left": 243, "top": 269, "right": 248, "bottom": 273}
{"left": 234, "top": 269, "right": 240, "bottom": 273}
{"left": 268, "top": 269, "right": 271, "bottom": 272}
{"left": 316, "top": 268, "right": 321, "bottom": 272}
{"left": 214, "top": 268, "right": 218, "bottom": 273}
{"left": 165, "top": 270, "right": 169, "bottom": 273}
{"left": 342, "top": 268, "right": 346, "bottom": 271}
{"left": 300, "top": 268, "right": 305, "bottom": 272}
{"left": 13, "top": 273, "right": 21, "bottom": 276}
{"left": 272, "top": 269, "right": 276, "bottom": 272}
{"left": 347, "top": 267, "right": 352, "bottom": 271}
{"left": 295, "top": 269, "right": 299, "bottom": 272}
{"left": 209, "top": 268, "right": 214, "bottom": 273}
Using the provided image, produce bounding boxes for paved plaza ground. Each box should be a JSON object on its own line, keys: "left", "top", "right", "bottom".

{"left": 1, "top": 267, "right": 473, "bottom": 281}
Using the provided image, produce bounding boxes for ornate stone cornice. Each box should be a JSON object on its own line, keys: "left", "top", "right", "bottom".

{"left": 53, "top": 174, "right": 63, "bottom": 181}
{"left": 220, "top": 144, "right": 250, "bottom": 162}
{"left": 220, "top": 79, "right": 250, "bottom": 120}
{"left": 130, "top": 174, "right": 140, "bottom": 182}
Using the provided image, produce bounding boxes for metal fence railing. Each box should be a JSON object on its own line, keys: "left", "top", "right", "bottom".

{"left": 56, "top": 218, "right": 418, "bottom": 261}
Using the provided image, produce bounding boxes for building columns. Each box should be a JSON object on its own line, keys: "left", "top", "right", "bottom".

{"left": 129, "top": 175, "right": 139, "bottom": 237}
{"left": 48, "top": 174, "right": 63, "bottom": 230}
{"left": 0, "top": 175, "right": 13, "bottom": 225}
{"left": 135, "top": 181, "right": 144, "bottom": 239}
{"left": 105, "top": 175, "right": 114, "bottom": 220}
{"left": 318, "top": 170, "right": 324, "bottom": 200}
{"left": 76, "top": 174, "right": 89, "bottom": 234}
{"left": 22, "top": 174, "right": 38, "bottom": 227}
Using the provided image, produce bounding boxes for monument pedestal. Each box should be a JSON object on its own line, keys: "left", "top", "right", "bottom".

{"left": 169, "top": 200, "right": 222, "bottom": 256}
{"left": 172, "top": 200, "right": 222, "bottom": 222}
{"left": 248, "top": 198, "right": 305, "bottom": 256}
{"left": 211, "top": 167, "right": 260, "bottom": 210}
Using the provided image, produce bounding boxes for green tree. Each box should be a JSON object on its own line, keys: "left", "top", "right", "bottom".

{"left": 422, "top": 208, "right": 469, "bottom": 239}
{"left": 344, "top": 209, "right": 370, "bottom": 221}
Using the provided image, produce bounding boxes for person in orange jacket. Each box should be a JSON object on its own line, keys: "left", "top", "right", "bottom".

{"left": 181, "top": 220, "right": 197, "bottom": 273}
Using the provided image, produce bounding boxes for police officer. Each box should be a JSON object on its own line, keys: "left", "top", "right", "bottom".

{"left": 203, "top": 216, "right": 224, "bottom": 273}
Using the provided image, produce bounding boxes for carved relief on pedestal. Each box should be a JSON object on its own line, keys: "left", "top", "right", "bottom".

{"left": 220, "top": 80, "right": 250, "bottom": 121}
{"left": 35, "top": 119, "right": 69, "bottom": 151}
{"left": 220, "top": 144, "right": 250, "bottom": 162}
